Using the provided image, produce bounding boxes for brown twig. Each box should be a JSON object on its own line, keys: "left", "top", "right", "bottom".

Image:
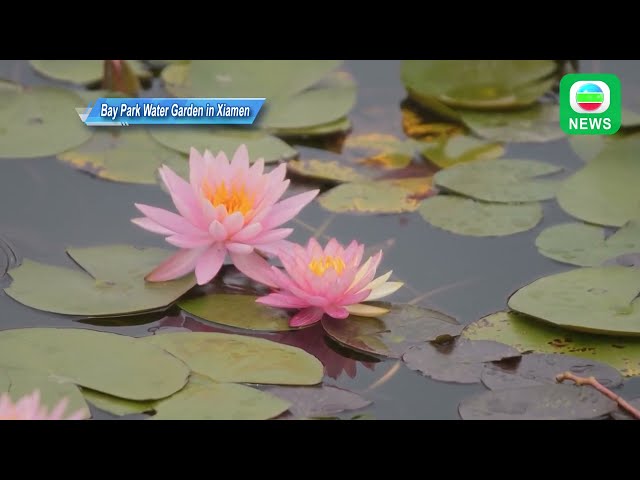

{"left": 556, "top": 371, "right": 640, "bottom": 420}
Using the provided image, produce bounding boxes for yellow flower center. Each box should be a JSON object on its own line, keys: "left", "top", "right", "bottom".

{"left": 202, "top": 180, "right": 254, "bottom": 216}
{"left": 308, "top": 256, "right": 346, "bottom": 276}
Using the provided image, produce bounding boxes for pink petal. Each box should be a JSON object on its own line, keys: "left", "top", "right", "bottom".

{"left": 146, "top": 248, "right": 205, "bottom": 282}
{"left": 231, "top": 144, "right": 250, "bottom": 171}
{"left": 131, "top": 217, "right": 174, "bottom": 236}
{"left": 270, "top": 267, "right": 328, "bottom": 307}
{"left": 166, "top": 234, "right": 213, "bottom": 249}
{"left": 261, "top": 190, "right": 319, "bottom": 230}
{"left": 231, "top": 222, "right": 262, "bottom": 243}
{"left": 208, "top": 220, "right": 228, "bottom": 242}
{"left": 230, "top": 251, "right": 278, "bottom": 288}
{"left": 256, "top": 293, "right": 310, "bottom": 309}
{"left": 290, "top": 307, "right": 324, "bottom": 327}
{"left": 249, "top": 158, "right": 264, "bottom": 176}
{"left": 223, "top": 212, "right": 245, "bottom": 237}
{"left": 194, "top": 244, "right": 226, "bottom": 285}
{"left": 307, "top": 238, "right": 323, "bottom": 258}
{"left": 249, "top": 228, "right": 293, "bottom": 245}
{"left": 253, "top": 239, "right": 294, "bottom": 257}
{"left": 324, "top": 238, "right": 343, "bottom": 257}
{"left": 340, "top": 288, "right": 372, "bottom": 306}
{"left": 324, "top": 305, "right": 349, "bottom": 319}
{"left": 159, "top": 166, "right": 206, "bottom": 229}
{"left": 348, "top": 251, "right": 383, "bottom": 295}
{"left": 343, "top": 241, "right": 364, "bottom": 267}
{"left": 135, "top": 203, "right": 204, "bottom": 237}
{"left": 189, "top": 147, "right": 206, "bottom": 189}
{"left": 226, "top": 243, "right": 254, "bottom": 254}
{"left": 252, "top": 180, "right": 290, "bottom": 221}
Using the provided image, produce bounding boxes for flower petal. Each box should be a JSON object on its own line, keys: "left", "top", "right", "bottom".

{"left": 230, "top": 251, "right": 278, "bottom": 288}
{"left": 231, "top": 144, "right": 250, "bottom": 170}
{"left": 365, "top": 281, "right": 404, "bottom": 301}
{"left": 226, "top": 243, "right": 254, "bottom": 254}
{"left": 159, "top": 166, "right": 206, "bottom": 229}
{"left": 290, "top": 307, "right": 324, "bottom": 327}
{"left": 194, "top": 244, "right": 226, "bottom": 285}
{"left": 249, "top": 228, "right": 293, "bottom": 245}
{"left": 366, "top": 270, "right": 393, "bottom": 291}
{"left": 223, "top": 211, "right": 245, "bottom": 236}
{"left": 131, "top": 217, "right": 174, "bottom": 235}
{"left": 165, "top": 234, "right": 213, "bottom": 249}
{"left": 208, "top": 220, "right": 228, "bottom": 242}
{"left": 231, "top": 222, "right": 262, "bottom": 243}
{"left": 261, "top": 190, "right": 319, "bottom": 230}
{"left": 345, "top": 303, "right": 391, "bottom": 317}
{"left": 146, "top": 248, "right": 204, "bottom": 282}
{"left": 135, "top": 203, "right": 204, "bottom": 237}
{"left": 253, "top": 239, "right": 294, "bottom": 257}
{"left": 324, "top": 305, "right": 349, "bottom": 319}
{"left": 189, "top": 147, "right": 206, "bottom": 189}
{"left": 256, "top": 293, "right": 310, "bottom": 309}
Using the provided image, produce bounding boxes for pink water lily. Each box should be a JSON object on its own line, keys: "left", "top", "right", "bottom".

{"left": 256, "top": 238, "right": 403, "bottom": 327}
{"left": 0, "top": 390, "right": 87, "bottom": 420}
{"left": 133, "top": 145, "right": 318, "bottom": 285}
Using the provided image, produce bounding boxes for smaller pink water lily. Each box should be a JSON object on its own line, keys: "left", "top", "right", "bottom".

{"left": 256, "top": 238, "right": 403, "bottom": 327}
{"left": 0, "top": 390, "right": 88, "bottom": 420}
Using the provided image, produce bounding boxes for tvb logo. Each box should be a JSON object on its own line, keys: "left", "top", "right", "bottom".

{"left": 560, "top": 73, "right": 621, "bottom": 135}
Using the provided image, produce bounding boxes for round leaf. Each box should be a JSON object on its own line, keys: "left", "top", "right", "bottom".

{"left": 0, "top": 328, "right": 190, "bottom": 400}
{"left": 30, "top": 60, "right": 150, "bottom": 85}
{"left": 418, "top": 195, "right": 543, "bottom": 237}
{"left": 508, "top": 266, "right": 640, "bottom": 336}
{"left": 268, "top": 385, "right": 371, "bottom": 419}
{"left": 344, "top": 134, "right": 418, "bottom": 170}
{"left": 82, "top": 389, "right": 154, "bottom": 416}
{"left": 420, "top": 135, "right": 504, "bottom": 169}
{"left": 604, "top": 253, "right": 640, "bottom": 268}
{"left": 568, "top": 134, "right": 605, "bottom": 163}
{"left": 144, "top": 332, "right": 324, "bottom": 385}
{"left": 318, "top": 182, "right": 419, "bottom": 214}
{"left": 271, "top": 117, "right": 351, "bottom": 137}
{"left": 287, "top": 158, "right": 368, "bottom": 184}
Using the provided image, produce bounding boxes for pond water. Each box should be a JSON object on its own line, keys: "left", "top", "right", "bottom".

{"left": 1, "top": 59, "right": 639, "bottom": 419}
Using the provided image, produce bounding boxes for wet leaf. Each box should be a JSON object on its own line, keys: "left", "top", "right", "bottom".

{"left": 610, "top": 398, "right": 640, "bottom": 420}
{"left": 418, "top": 195, "right": 543, "bottom": 237}
{"left": 402, "top": 339, "right": 520, "bottom": 384}
{"left": 179, "top": 293, "right": 296, "bottom": 332}
{"left": 462, "top": 311, "right": 640, "bottom": 377}
{"left": 401, "top": 60, "right": 557, "bottom": 109}
{"left": 568, "top": 135, "right": 605, "bottom": 163}
{"left": 151, "top": 381, "right": 290, "bottom": 420}
{"left": 508, "top": 266, "right": 640, "bottom": 336}
{"left": 420, "top": 135, "right": 504, "bottom": 169}
{"left": 481, "top": 352, "right": 623, "bottom": 390}
{"left": 0, "top": 84, "right": 92, "bottom": 159}
{"left": 0, "top": 328, "right": 189, "bottom": 400}
{"left": 344, "top": 134, "right": 419, "bottom": 169}
{"left": 287, "top": 158, "right": 368, "bottom": 184}
{"left": 321, "top": 304, "right": 461, "bottom": 359}
{"left": 272, "top": 117, "right": 352, "bottom": 137}
{"left": 29, "top": 60, "right": 150, "bottom": 85}
{"left": 535, "top": 220, "right": 640, "bottom": 267}
{"left": 82, "top": 388, "right": 154, "bottom": 416}
{"left": 318, "top": 182, "right": 419, "bottom": 214}
{"left": 401, "top": 108, "right": 463, "bottom": 140}
{"left": 268, "top": 385, "right": 371, "bottom": 419}
{"left": 148, "top": 127, "right": 296, "bottom": 164}
{"left": 4, "top": 245, "right": 196, "bottom": 316}
{"left": 58, "top": 129, "right": 188, "bottom": 185}
{"left": 604, "top": 253, "right": 640, "bottom": 268}
{"left": 375, "top": 176, "right": 434, "bottom": 200}
{"left": 458, "top": 384, "right": 616, "bottom": 420}
{"left": 144, "top": 332, "right": 324, "bottom": 385}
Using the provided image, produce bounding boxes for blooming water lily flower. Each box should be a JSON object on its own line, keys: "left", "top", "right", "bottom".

{"left": 0, "top": 390, "right": 87, "bottom": 420}
{"left": 256, "top": 238, "right": 403, "bottom": 327}
{"left": 133, "top": 145, "right": 318, "bottom": 285}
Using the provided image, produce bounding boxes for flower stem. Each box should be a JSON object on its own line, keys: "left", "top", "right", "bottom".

{"left": 556, "top": 371, "right": 640, "bottom": 420}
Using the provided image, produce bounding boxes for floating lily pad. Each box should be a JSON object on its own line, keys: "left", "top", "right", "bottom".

{"left": 568, "top": 135, "right": 605, "bottom": 163}
{"left": 0, "top": 367, "right": 90, "bottom": 419}
{"left": 344, "top": 134, "right": 420, "bottom": 169}
{"left": 145, "top": 332, "right": 324, "bottom": 385}
{"left": 462, "top": 311, "right": 640, "bottom": 377}
{"left": 458, "top": 384, "right": 616, "bottom": 420}
{"left": 610, "top": 398, "right": 640, "bottom": 420}
{"left": 5, "top": 245, "right": 196, "bottom": 316}
{"left": 508, "top": 266, "right": 640, "bottom": 336}
{"left": 376, "top": 176, "right": 434, "bottom": 200}
{"left": 420, "top": 135, "right": 505, "bottom": 169}
{"left": 29, "top": 60, "right": 150, "bottom": 85}
{"left": 0, "top": 328, "right": 189, "bottom": 400}
{"left": 58, "top": 129, "right": 188, "bottom": 184}
{"left": 401, "top": 107, "right": 464, "bottom": 140}
{"left": 75, "top": 89, "right": 128, "bottom": 105}
{"left": 268, "top": 385, "right": 372, "bottom": 419}
{"left": 148, "top": 127, "right": 296, "bottom": 164}
{"left": 418, "top": 195, "right": 543, "bottom": 237}
{"left": 402, "top": 339, "right": 520, "bottom": 384}
{"left": 481, "top": 353, "right": 623, "bottom": 391}
{"left": 179, "top": 293, "right": 295, "bottom": 332}
{"left": 535, "top": 221, "right": 640, "bottom": 267}
{"left": 604, "top": 253, "right": 640, "bottom": 268}
{"left": 318, "top": 182, "right": 419, "bottom": 214}
{"left": 271, "top": 117, "right": 352, "bottom": 137}
{"left": 82, "top": 388, "right": 154, "bottom": 416}
{"left": 152, "top": 381, "right": 290, "bottom": 420}
{"left": 557, "top": 134, "right": 640, "bottom": 227}
{"left": 434, "top": 158, "right": 562, "bottom": 203}
{"left": 321, "top": 304, "right": 461, "bottom": 359}
{"left": 0, "top": 84, "right": 92, "bottom": 159}
{"left": 287, "top": 158, "right": 368, "bottom": 184}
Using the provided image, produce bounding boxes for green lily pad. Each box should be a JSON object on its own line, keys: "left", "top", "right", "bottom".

{"left": 0, "top": 84, "right": 92, "bottom": 159}
{"left": 287, "top": 158, "right": 368, "bottom": 184}
{"left": 318, "top": 182, "right": 419, "bottom": 214}
{"left": 29, "top": 60, "right": 150, "bottom": 85}
{"left": 462, "top": 311, "right": 640, "bottom": 376}
{"left": 82, "top": 388, "right": 154, "bottom": 416}
{"left": 57, "top": 129, "right": 188, "bottom": 185}
{"left": 321, "top": 304, "right": 461, "bottom": 359}
{"left": 151, "top": 381, "right": 290, "bottom": 420}
{"left": 458, "top": 384, "right": 616, "bottom": 420}
{"left": 0, "top": 328, "right": 189, "bottom": 400}
{"left": 268, "top": 385, "right": 372, "bottom": 419}
{"left": 535, "top": 220, "right": 640, "bottom": 267}
{"left": 508, "top": 266, "right": 640, "bottom": 336}
{"left": 605, "top": 253, "right": 640, "bottom": 268}
{"left": 557, "top": 134, "right": 640, "bottom": 227}
{"left": 568, "top": 135, "right": 605, "bottom": 163}
{"left": 420, "top": 135, "right": 505, "bottom": 169}
{"left": 401, "top": 60, "right": 557, "bottom": 109}
{"left": 402, "top": 339, "right": 520, "bottom": 384}
{"left": 271, "top": 117, "right": 352, "bottom": 137}
{"left": 418, "top": 195, "right": 543, "bottom": 237}
{"left": 145, "top": 332, "right": 324, "bottom": 385}
{"left": 0, "top": 367, "right": 90, "bottom": 419}
{"left": 344, "top": 134, "right": 419, "bottom": 169}
{"left": 179, "top": 293, "right": 295, "bottom": 332}
{"left": 434, "top": 158, "right": 562, "bottom": 203}
{"left": 148, "top": 127, "right": 296, "bottom": 164}
{"left": 4, "top": 245, "right": 196, "bottom": 316}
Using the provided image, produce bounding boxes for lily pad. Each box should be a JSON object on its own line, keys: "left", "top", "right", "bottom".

{"left": 0, "top": 84, "right": 92, "bottom": 159}
{"left": 535, "top": 220, "right": 640, "bottom": 267}
{"left": 5, "top": 245, "right": 196, "bottom": 316}
{"left": 144, "top": 332, "right": 324, "bottom": 385}
{"left": 402, "top": 339, "right": 520, "bottom": 384}
{"left": 271, "top": 117, "right": 352, "bottom": 137}
{"left": 482, "top": 353, "right": 622, "bottom": 391}
{"left": 287, "top": 158, "right": 368, "bottom": 184}
{"left": 0, "top": 328, "right": 189, "bottom": 400}
{"left": 321, "top": 304, "right": 461, "bottom": 359}
{"left": 148, "top": 127, "right": 296, "bottom": 164}
{"left": 568, "top": 135, "right": 605, "bottom": 163}
{"left": 462, "top": 311, "right": 640, "bottom": 377}
{"left": 58, "top": 129, "right": 188, "bottom": 185}
{"left": 75, "top": 89, "right": 128, "bottom": 105}
{"left": 82, "top": 388, "right": 154, "bottom": 416}
{"left": 610, "top": 398, "right": 640, "bottom": 420}
{"left": 434, "top": 158, "right": 562, "bottom": 203}
{"left": 458, "top": 384, "right": 616, "bottom": 420}
{"left": 420, "top": 135, "right": 505, "bottom": 169}
{"left": 344, "top": 134, "right": 420, "bottom": 169}
{"left": 401, "top": 60, "right": 557, "bottom": 109}
{"left": 557, "top": 134, "right": 640, "bottom": 227}
{"left": 29, "top": 60, "right": 150, "bottom": 85}
{"left": 418, "top": 195, "right": 543, "bottom": 237}
{"left": 401, "top": 107, "right": 464, "bottom": 140}
{"left": 151, "top": 381, "right": 290, "bottom": 420}
{"left": 376, "top": 176, "right": 434, "bottom": 201}
{"left": 318, "top": 182, "right": 419, "bottom": 214}
{"left": 604, "top": 253, "right": 640, "bottom": 268}
{"left": 179, "top": 293, "right": 295, "bottom": 332}
{"left": 268, "top": 385, "right": 372, "bottom": 419}
{"left": 508, "top": 266, "right": 640, "bottom": 336}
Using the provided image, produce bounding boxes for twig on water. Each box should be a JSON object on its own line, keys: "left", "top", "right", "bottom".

{"left": 556, "top": 371, "right": 640, "bottom": 420}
